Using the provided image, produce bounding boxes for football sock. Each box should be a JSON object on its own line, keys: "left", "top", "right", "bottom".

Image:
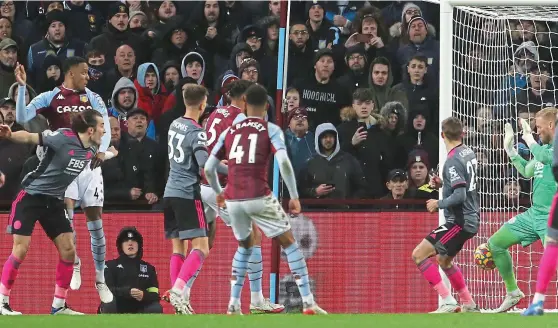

{"left": 230, "top": 247, "right": 253, "bottom": 306}
{"left": 87, "top": 220, "right": 106, "bottom": 283}
{"left": 248, "top": 246, "right": 264, "bottom": 305}
{"left": 285, "top": 243, "right": 314, "bottom": 305}
{"left": 417, "top": 258, "right": 456, "bottom": 304}
{"left": 185, "top": 267, "right": 201, "bottom": 300}
{"left": 489, "top": 228, "right": 521, "bottom": 293}
{"left": 170, "top": 253, "right": 185, "bottom": 286}
{"left": 172, "top": 249, "right": 205, "bottom": 295}
{"left": 66, "top": 208, "right": 80, "bottom": 265}
{"left": 0, "top": 254, "right": 22, "bottom": 303}
{"left": 534, "top": 239, "right": 558, "bottom": 303}
{"left": 443, "top": 264, "right": 474, "bottom": 306}
{"left": 53, "top": 258, "right": 73, "bottom": 309}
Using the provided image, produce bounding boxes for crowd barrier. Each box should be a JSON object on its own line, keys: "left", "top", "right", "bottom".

{"left": 0, "top": 210, "right": 546, "bottom": 314}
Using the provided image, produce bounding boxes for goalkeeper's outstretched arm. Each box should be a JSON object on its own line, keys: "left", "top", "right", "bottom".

{"left": 504, "top": 122, "right": 533, "bottom": 178}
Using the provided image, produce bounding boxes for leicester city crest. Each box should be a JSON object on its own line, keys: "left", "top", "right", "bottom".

{"left": 140, "top": 264, "right": 147, "bottom": 273}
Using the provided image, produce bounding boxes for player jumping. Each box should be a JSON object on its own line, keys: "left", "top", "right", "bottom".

{"left": 164, "top": 84, "right": 229, "bottom": 314}
{"left": 412, "top": 117, "right": 480, "bottom": 313}
{"left": 520, "top": 109, "right": 558, "bottom": 316}
{"left": 14, "top": 58, "right": 113, "bottom": 303}
{"left": 205, "top": 84, "right": 326, "bottom": 315}
{"left": 0, "top": 110, "right": 105, "bottom": 315}
{"left": 489, "top": 108, "right": 557, "bottom": 313}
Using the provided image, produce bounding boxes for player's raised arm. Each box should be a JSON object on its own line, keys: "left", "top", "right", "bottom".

{"left": 14, "top": 63, "right": 52, "bottom": 123}
{"left": 89, "top": 91, "right": 111, "bottom": 153}
{"left": 0, "top": 124, "right": 39, "bottom": 144}
{"left": 504, "top": 123, "right": 533, "bottom": 178}
{"left": 269, "top": 123, "right": 299, "bottom": 200}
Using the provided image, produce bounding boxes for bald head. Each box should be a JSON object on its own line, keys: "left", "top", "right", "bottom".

{"left": 115, "top": 44, "right": 135, "bottom": 72}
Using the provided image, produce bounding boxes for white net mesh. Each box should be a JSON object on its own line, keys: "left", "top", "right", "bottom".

{"left": 452, "top": 5, "right": 558, "bottom": 311}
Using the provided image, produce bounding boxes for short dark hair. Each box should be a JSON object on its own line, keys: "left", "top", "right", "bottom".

{"left": 442, "top": 117, "right": 463, "bottom": 141}
{"left": 62, "top": 56, "right": 87, "bottom": 73}
{"left": 372, "top": 56, "right": 390, "bottom": 69}
{"left": 71, "top": 110, "right": 102, "bottom": 133}
{"left": 85, "top": 50, "right": 104, "bottom": 59}
{"left": 227, "top": 80, "right": 254, "bottom": 99}
{"left": 146, "top": 65, "right": 156, "bottom": 75}
{"left": 244, "top": 84, "right": 268, "bottom": 107}
{"left": 182, "top": 84, "right": 208, "bottom": 107}
{"left": 352, "top": 88, "right": 374, "bottom": 102}
{"left": 409, "top": 55, "right": 428, "bottom": 66}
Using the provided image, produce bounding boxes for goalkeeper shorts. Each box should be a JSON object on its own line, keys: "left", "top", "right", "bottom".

{"left": 505, "top": 209, "right": 547, "bottom": 247}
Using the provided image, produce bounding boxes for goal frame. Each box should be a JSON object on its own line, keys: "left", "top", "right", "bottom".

{"left": 438, "top": 0, "right": 558, "bottom": 308}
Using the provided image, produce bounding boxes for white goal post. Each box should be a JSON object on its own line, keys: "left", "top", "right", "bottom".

{"left": 439, "top": 0, "right": 558, "bottom": 310}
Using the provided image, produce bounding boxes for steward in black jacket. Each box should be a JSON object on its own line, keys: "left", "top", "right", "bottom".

{"left": 99, "top": 227, "right": 162, "bottom": 314}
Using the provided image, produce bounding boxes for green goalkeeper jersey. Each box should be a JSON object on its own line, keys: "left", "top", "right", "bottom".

{"left": 510, "top": 143, "right": 556, "bottom": 214}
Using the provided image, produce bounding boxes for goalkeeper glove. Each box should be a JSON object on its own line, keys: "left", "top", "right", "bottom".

{"left": 504, "top": 123, "right": 518, "bottom": 157}
{"left": 519, "top": 118, "right": 536, "bottom": 147}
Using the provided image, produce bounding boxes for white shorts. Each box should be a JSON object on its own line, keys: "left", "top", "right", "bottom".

{"left": 64, "top": 165, "right": 104, "bottom": 208}
{"left": 200, "top": 184, "right": 230, "bottom": 226}
{"left": 226, "top": 194, "right": 291, "bottom": 241}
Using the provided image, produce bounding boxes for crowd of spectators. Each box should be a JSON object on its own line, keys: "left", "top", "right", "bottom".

{"left": 1, "top": 0, "right": 541, "bottom": 209}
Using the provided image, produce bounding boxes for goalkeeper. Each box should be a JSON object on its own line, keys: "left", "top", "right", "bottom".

{"left": 489, "top": 107, "right": 557, "bottom": 313}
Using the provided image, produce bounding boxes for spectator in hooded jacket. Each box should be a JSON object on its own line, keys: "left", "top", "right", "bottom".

{"left": 293, "top": 48, "right": 351, "bottom": 129}
{"left": 215, "top": 42, "right": 252, "bottom": 90}
{"left": 305, "top": 1, "right": 341, "bottom": 52}
{"left": 109, "top": 77, "right": 156, "bottom": 140}
{"left": 299, "top": 123, "right": 367, "bottom": 199}
{"left": 336, "top": 45, "right": 369, "bottom": 95}
{"left": 160, "top": 61, "right": 181, "bottom": 95}
{"left": 368, "top": 56, "right": 408, "bottom": 112}
{"left": 396, "top": 109, "right": 438, "bottom": 170}
{"left": 388, "top": 3, "right": 436, "bottom": 56}
{"left": 88, "top": 3, "right": 146, "bottom": 67}
{"left": 238, "top": 58, "right": 275, "bottom": 122}
{"left": 392, "top": 54, "right": 438, "bottom": 127}
{"left": 396, "top": 15, "right": 440, "bottom": 87}
{"left": 287, "top": 21, "right": 313, "bottom": 85}
{"left": 36, "top": 54, "right": 63, "bottom": 93}
{"left": 134, "top": 62, "right": 167, "bottom": 122}
{"left": 151, "top": 15, "right": 198, "bottom": 69}
{"left": 128, "top": 10, "right": 148, "bottom": 36}
{"left": 380, "top": 101, "right": 407, "bottom": 138}
{"left": 337, "top": 88, "right": 394, "bottom": 198}
{"left": 257, "top": 15, "right": 280, "bottom": 58}
{"left": 285, "top": 107, "right": 316, "bottom": 177}
{"left": 238, "top": 24, "right": 276, "bottom": 92}
{"left": 86, "top": 50, "right": 111, "bottom": 99}
{"left": 26, "top": 10, "right": 86, "bottom": 87}
{"left": 514, "top": 62, "right": 558, "bottom": 114}
{"left": 99, "top": 227, "right": 162, "bottom": 314}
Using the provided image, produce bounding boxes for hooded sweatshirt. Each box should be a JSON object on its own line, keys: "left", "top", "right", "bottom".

{"left": 134, "top": 63, "right": 168, "bottom": 122}
{"left": 368, "top": 57, "right": 409, "bottom": 111}
{"left": 104, "top": 227, "right": 160, "bottom": 313}
{"left": 299, "top": 123, "right": 367, "bottom": 199}
{"left": 181, "top": 51, "right": 206, "bottom": 85}
{"left": 110, "top": 77, "right": 156, "bottom": 140}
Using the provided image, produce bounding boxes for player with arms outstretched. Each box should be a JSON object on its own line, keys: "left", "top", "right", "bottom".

{"left": 0, "top": 110, "right": 105, "bottom": 315}
{"left": 489, "top": 108, "right": 557, "bottom": 313}
{"left": 205, "top": 84, "right": 326, "bottom": 315}
{"left": 163, "top": 84, "right": 229, "bottom": 314}
{"left": 412, "top": 117, "right": 480, "bottom": 313}
{"left": 14, "top": 58, "right": 113, "bottom": 303}
{"left": 520, "top": 109, "right": 558, "bottom": 316}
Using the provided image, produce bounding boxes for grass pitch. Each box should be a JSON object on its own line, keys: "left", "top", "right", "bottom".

{"left": 1, "top": 314, "right": 558, "bottom": 328}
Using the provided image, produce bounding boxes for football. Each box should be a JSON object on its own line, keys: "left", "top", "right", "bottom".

{"left": 474, "top": 243, "right": 496, "bottom": 271}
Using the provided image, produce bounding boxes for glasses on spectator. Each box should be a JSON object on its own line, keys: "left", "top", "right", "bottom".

{"left": 406, "top": 9, "right": 420, "bottom": 16}
{"left": 244, "top": 69, "right": 258, "bottom": 75}
{"left": 348, "top": 55, "right": 364, "bottom": 61}
{"left": 292, "top": 30, "right": 308, "bottom": 36}
{"left": 1, "top": 2, "right": 14, "bottom": 7}
{"left": 247, "top": 36, "right": 262, "bottom": 42}
{"left": 293, "top": 115, "right": 307, "bottom": 121}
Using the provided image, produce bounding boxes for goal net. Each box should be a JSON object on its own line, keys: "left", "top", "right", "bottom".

{"left": 449, "top": 4, "right": 558, "bottom": 311}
